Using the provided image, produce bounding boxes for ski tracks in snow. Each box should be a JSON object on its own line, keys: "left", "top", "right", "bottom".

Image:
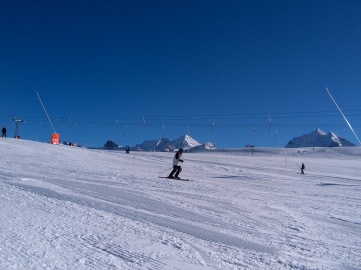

{"left": 1, "top": 172, "right": 276, "bottom": 269}
{"left": 1, "top": 141, "right": 360, "bottom": 269}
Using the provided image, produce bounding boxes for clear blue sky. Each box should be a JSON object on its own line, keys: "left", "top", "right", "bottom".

{"left": 1, "top": 0, "right": 360, "bottom": 148}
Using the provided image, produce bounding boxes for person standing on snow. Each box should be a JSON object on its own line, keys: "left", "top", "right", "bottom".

{"left": 301, "top": 163, "right": 305, "bottom": 174}
{"left": 168, "top": 148, "right": 184, "bottom": 179}
{"left": 1, "top": 126, "right": 6, "bottom": 138}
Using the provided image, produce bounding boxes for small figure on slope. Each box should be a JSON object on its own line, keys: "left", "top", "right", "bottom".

{"left": 1, "top": 126, "right": 6, "bottom": 138}
{"left": 168, "top": 148, "right": 184, "bottom": 180}
{"left": 301, "top": 163, "right": 305, "bottom": 174}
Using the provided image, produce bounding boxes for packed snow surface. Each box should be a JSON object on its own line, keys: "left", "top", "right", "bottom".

{"left": 0, "top": 138, "right": 360, "bottom": 270}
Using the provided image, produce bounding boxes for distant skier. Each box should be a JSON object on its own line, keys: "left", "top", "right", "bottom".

{"left": 168, "top": 148, "right": 184, "bottom": 179}
{"left": 125, "top": 146, "right": 130, "bottom": 154}
{"left": 301, "top": 163, "right": 305, "bottom": 174}
{"left": 1, "top": 126, "right": 6, "bottom": 138}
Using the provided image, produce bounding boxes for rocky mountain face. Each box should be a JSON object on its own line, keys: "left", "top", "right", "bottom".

{"left": 286, "top": 129, "right": 355, "bottom": 148}
{"left": 133, "top": 135, "right": 215, "bottom": 152}
{"left": 101, "top": 135, "right": 216, "bottom": 152}
{"left": 103, "top": 140, "right": 120, "bottom": 150}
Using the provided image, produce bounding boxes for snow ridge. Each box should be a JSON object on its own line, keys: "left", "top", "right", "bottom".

{"left": 123, "top": 135, "right": 215, "bottom": 152}
{"left": 286, "top": 129, "right": 355, "bottom": 148}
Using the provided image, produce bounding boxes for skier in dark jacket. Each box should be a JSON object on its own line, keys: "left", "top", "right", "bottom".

{"left": 168, "top": 148, "right": 184, "bottom": 179}
{"left": 1, "top": 127, "right": 6, "bottom": 138}
{"left": 301, "top": 163, "right": 305, "bottom": 174}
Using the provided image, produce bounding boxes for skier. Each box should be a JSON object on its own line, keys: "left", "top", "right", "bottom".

{"left": 125, "top": 146, "right": 130, "bottom": 154}
{"left": 301, "top": 163, "right": 305, "bottom": 174}
{"left": 1, "top": 126, "right": 6, "bottom": 138}
{"left": 168, "top": 148, "right": 184, "bottom": 179}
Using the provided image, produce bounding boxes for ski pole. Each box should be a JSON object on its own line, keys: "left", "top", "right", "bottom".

{"left": 159, "top": 167, "right": 172, "bottom": 174}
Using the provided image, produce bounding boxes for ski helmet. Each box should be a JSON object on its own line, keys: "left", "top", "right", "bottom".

{"left": 179, "top": 148, "right": 184, "bottom": 153}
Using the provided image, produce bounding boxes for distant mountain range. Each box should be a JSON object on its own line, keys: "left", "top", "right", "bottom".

{"left": 102, "top": 135, "right": 216, "bottom": 152}
{"left": 101, "top": 129, "right": 354, "bottom": 151}
{"left": 286, "top": 129, "right": 355, "bottom": 148}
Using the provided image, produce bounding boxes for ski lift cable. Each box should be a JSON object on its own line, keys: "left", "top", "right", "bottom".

{"left": 13, "top": 108, "right": 361, "bottom": 125}
{"left": 141, "top": 116, "right": 146, "bottom": 131}
{"left": 36, "top": 92, "right": 56, "bottom": 134}
{"left": 325, "top": 87, "right": 361, "bottom": 145}
{"left": 211, "top": 118, "right": 215, "bottom": 134}
{"left": 268, "top": 113, "right": 272, "bottom": 132}
{"left": 17, "top": 109, "right": 361, "bottom": 124}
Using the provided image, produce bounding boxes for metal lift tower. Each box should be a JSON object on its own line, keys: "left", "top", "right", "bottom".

{"left": 13, "top": 118, "right": 24, "bottom": 138}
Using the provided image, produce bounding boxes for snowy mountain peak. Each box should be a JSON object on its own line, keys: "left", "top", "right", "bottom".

{"left": 286, "top": 129, "right": 355, "bottom": 148}
{"left": 112, "top": 134, "right": 214, "bottom": 152}
{"left": 328, "top": 131, "right": 337, "bottom": 139}
{"left": 172, "top": 134, "right": 202, "bottom": 150}
{"left": 313, "top": 128, "right": 326, "bottom": 136}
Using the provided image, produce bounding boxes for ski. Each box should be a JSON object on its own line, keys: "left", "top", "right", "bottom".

{"left": 158, "top": 176, "right": 194, "bottom": 182}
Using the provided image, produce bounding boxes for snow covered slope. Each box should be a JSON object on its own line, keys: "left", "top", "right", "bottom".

{"left": 0, "top": 138, "right": 360, "bottom": 269}
{"left": 286, "top": 128, "right": 356, "bottom": 148}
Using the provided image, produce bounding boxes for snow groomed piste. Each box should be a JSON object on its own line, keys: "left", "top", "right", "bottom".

{"left": 0, "top": 138, "right": 360, "bottom": 269}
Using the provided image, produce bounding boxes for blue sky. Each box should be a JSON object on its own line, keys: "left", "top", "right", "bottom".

{"left": 1, "top": 0, "right": 360, "bottom": 148}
